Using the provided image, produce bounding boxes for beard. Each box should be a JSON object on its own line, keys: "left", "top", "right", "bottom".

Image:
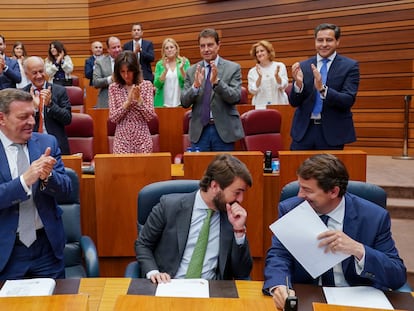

{"left": 212, "top": 190, "right": 227, "bottom": 212}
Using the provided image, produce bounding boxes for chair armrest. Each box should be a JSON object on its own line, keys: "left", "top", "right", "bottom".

{"left": 124, "top": 261, "right": 140, "bottom": 278}
{"left": 80, "top": 235, "right": 100, "bottom": 277}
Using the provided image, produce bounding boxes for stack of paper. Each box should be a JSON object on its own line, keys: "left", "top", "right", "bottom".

{"left": 0, "top": 278, "right": 56, "bottom": 297}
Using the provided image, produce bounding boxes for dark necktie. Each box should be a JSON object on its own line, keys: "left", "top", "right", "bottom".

{"left": 312, "top": 58, "right": 330, "bottom": 115}
{"left": 201, "top": 65, "right": 212, "bottom": 127}
{"left": 186, "top": 209, "right": 213, "bottom": 278}
{"left": 319, "top": 214, "right": 335, "bottom": 286}
{"left": 14, "top": 143, "right": 37, "bottom": 247}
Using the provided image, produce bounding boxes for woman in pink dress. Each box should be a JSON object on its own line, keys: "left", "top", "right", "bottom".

{"left": 109, "top": 50, "right": 156, "bottom": 153}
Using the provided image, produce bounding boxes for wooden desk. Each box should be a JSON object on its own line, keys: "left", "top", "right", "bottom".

{"left": 87, "top": 105, "right": 294, "bottom": 160}
{"left": 0, "top": 294, "right": 88, "bottom": 311}
{"left": 76, "top": 279, "right": 414, "bottom": 311}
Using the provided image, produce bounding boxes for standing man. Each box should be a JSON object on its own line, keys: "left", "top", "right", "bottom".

{"left": 136, "top": 153, "right": 253, "bottom": 283}
{"left": 290, "top": 23, "right": 360, "bottom": 150}
{"left": 0, "top": 35, "right": 22, "bottom": 89}
{"left": 84, "top": 41, "right": 104, "bottom": 86}
{"left": 23, "top": 56, "right": 72, "bottom": 155}
{"left": 181, "top": 28, "right": 244, "bottom": 151}
{"left": 263, "top": 154, "right": 406, "bottom": 310}
{"left": 123, "top": 23, "right": 154, "bottom": 82}
{"left": 93, "top": 36, "right": 122, "bottom": 108}
{"left": 0, "top": 88, "right": 72, "bottom": 279}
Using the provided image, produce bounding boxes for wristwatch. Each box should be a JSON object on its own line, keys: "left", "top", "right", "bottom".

{"left": 212, "top": 79, "right": 220, "bottom": 89}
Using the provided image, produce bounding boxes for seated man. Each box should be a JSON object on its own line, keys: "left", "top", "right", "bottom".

{"left": 135, "top": 153, "right": 253, "bottom": 283}
{"left": 263, "top": 154, "right": 406, "bottom": 309}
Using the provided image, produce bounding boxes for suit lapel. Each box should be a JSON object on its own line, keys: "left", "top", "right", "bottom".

{"left": 27, "top": 135, "right": 42, "bottom": 193}
{"left": 218, "top": 212, "right": 233, "bottom": 276}
{"left": 175, "top": 193, "right": 196, "bottom": 256}
{"left": 0, "top": 143, "right": 12, "bottom": 181}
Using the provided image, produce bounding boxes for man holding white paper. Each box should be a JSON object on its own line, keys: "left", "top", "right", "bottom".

{"left": 263, "top": 154, "right": 406, "bottom": 309}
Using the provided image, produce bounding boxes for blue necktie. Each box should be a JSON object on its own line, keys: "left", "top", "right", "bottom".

{"left": 319, "top": 214, "right": 335, "bottom": 286}
{"left": 312, "top": 58, "right": 329, "bottom": 115}
{"left": 201, "top": 65, "right": 212, "bottom": 127}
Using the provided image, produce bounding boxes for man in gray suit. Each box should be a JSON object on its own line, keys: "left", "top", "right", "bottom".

{"left": 181, "top": 28, "right": 244, "bottom": 151}
{"left": 135, "top": 154, "right": 253, "bottom": 283}
{"left": 93, "top": 36, "right": 122, "bottom": 108}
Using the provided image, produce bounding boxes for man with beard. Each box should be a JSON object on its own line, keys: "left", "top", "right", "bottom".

{"left": 135, "top": 153, "right": 253, "bottom": 283}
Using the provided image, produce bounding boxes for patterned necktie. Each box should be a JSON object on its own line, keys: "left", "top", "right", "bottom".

{"left": 201, "top": 65, "right": 212, "bottom": 127}
{"left": 319, "top": 214, "right": 335, "bottom": 286}
{"left": 186, "top": 209, "right": 213, "bottom": 278}
{"left": 312, "top": 58, "right": 330, "bottom": 115}
{"left": 15, "top": 143, "right": 37, "bottom": 247}
{"left": 36, "top": 89, "right": 44, "bottom": 133}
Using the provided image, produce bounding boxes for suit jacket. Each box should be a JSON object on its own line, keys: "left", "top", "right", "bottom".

{"left": 289, "top": 54, "right": 359, "bottom": 146}
{"left": 135, "top": 191, "right": 253, "bottom": 280}
{"left": 84, "top": 55, "right": 95, "bottom": 85}
{"left": 93, "top": 55, "right": 113, "bottom": 108}
{"left": 0, "top": 56, "right": 21, "bottom": 89}
{"left": 181, "top": 57, "right": 244, "bottom": 143}
{"left": 0, "top": 133, "right": 72, "bottom": 272}
{"left": 123, "top": 39, "right": 155, "bottom": 82}
{"left": 263, "top": 193, "right": 407, "bottom": 293}
{"left": 23, "top": 83, "right": 72, "bottom": 154}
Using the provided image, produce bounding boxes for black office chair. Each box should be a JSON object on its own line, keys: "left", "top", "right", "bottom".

{"left": 57, "top": 168, "right": 100, "bottom": 278}
{"left": 279, "top": 180, "right": 412, "bottom": 293}
{"left": 124, "top": 179, "right": 200, "bottom": 278}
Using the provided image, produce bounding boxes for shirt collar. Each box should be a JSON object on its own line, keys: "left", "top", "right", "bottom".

{"left": 203, "top": 56, "right": 220, "bottom": 68}
{"left": 317, "top": 51, "right": 336, "bottom": 63}
{"left": 323, "top": 196, "right": 345, "bottom": 225}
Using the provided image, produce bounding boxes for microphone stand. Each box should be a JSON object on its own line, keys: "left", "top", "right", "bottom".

{"left": 393, "top": 95, "right": 414, "bottom": 160}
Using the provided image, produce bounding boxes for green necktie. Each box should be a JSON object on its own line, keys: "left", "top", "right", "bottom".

{"left": 186, "top": 209, "right": 213, "bottom": 278}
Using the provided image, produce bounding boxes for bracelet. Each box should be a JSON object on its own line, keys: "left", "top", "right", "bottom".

{"left": 233, "top": 226, "right": 246, "bottom": 234}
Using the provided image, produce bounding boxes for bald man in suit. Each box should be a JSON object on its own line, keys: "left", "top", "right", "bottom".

{"left": 93, "top": 36, "right": 122, "bottom": 108}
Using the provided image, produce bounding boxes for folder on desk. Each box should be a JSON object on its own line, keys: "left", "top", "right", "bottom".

{"left": 0, "top": 278, "right": 56, "bottom": 297}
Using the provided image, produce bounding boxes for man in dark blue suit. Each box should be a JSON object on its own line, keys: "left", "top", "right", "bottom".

{"left": 123, "top": 23, "right": 155, "bottom": 82}
{"left": 23, "top": 56, "right": 72, "bottom": 155}
{"left": 0, "top": 35, "right": 21, "bottom": 89}
{"left": 84, "top": 41, "right": 104, "bottom": 86}
{"left": 263, "top": 154, "right": 406, "bottom": 310}
{"left": 0, "top": 88, "right": 72, "bottom": 279}
{"left": 290, "top": 24, "right": 360, "bottom": 150}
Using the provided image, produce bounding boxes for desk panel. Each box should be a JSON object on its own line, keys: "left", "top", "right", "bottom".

{"left": 278, "top": 150, "right": 367, "bottom": 189}
{"left": 0, "top": 294, "right": 88, "bottom": 311}
{"left": 94, "top": 153, "right": 172, "bottom": 257}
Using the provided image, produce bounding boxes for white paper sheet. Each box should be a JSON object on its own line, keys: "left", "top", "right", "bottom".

{"left": 323, "top": 286, "right": 394, "bottom": 309}
{"left": 155, "top": 279, "right": 209, "bottom": 298}
{"left": 0, "top": 278, "right": 56, "bottom": 297}
{"left": 269, "top": 200, "right": 350, "bottom": 278}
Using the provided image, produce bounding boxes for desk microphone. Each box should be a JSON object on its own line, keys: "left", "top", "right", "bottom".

{"left": 284, "top": 276, "right": 298, "bottom": 311}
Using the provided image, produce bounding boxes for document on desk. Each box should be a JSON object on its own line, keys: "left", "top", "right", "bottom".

{"left": 155, "top": 279, "right": 209, "bottom": 298}
{"left": 0, "top": 278, "right": 56, "bottom": 297}
{"left": 269, "top": 200, "right": 350, "bottom": 278}
{"left": 323, "top": 286, "right": 394, "bottom": 309}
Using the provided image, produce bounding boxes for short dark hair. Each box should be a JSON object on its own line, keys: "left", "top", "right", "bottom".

{"left": 198, "top": 28, "right": 220, "bottom": 44}
{"left": 113, "top": 50, "right": 142, "bottom": 85}
{"left": 314, "top": 23, "right": 341, "bottom": 40}
{"left": 297, "top": 154, "right": 349, "bottom": 197}
{"left": 199, "top": 154, "right": 252, "bottom": 192}
{"left": 0, "top": 88, "right": 33, "bottom": 115}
